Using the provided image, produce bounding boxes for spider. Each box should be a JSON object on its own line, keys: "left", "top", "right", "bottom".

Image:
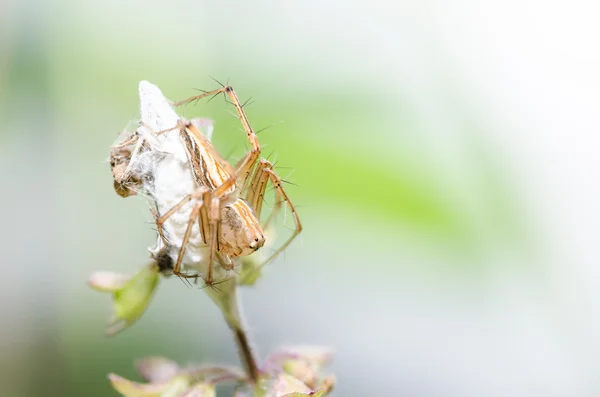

{"left": 135, "top": 84, "right": 302, "bottom": 286}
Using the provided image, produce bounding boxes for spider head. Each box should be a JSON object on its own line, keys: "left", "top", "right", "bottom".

{"left": 249, "top": 235, "right": 266, "bottom": 251}
{"left": 221, "top": 200, "right": 265, "bottom": 257}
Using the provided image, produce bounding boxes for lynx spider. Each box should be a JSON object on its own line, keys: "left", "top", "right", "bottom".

{"left": 145, "top": 85, "right": 302, "bottom": 286}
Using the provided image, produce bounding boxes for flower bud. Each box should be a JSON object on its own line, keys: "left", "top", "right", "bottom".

{"left": 267, "top": 373, "right": 312, "bottom": 397}
{"left": 262, "top": 346, "right": 333, "bottom": 395}
{"left": 88, "top": 271, "right": 131, "bottom": 292}
{"left": 136, "top": 356, "right": 180, "bottom": 383}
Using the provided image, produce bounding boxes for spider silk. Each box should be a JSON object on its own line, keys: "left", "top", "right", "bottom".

{"left": 137, "top": 81, "right": 217, "bottom": 278}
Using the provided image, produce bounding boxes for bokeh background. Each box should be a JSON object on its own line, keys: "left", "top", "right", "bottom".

{"left": 1, "top": 1, "right": 599, "bottom": 396}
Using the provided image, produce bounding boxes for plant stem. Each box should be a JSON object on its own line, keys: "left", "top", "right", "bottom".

{"left": 205, "top": 278, "right": 259, "bottom": 383}
{"left": 232, "top": 321, "right": 259, "bottom": 383}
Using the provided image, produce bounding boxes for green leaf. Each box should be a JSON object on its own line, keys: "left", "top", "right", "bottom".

{"left": 96, "top": 264, "right": 160, "bottom": 335}
{"left": 113, "top": 264, "right": 159, "bottom": 320}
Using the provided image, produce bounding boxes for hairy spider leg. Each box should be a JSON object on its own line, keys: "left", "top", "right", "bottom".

{"left": 151, "top": 119, "right": 239, "bottom": 286}
{"left": 176, "top": 87, "right": 302, "bottom": 269}
{"left": 243, "top": 159, "right": 302, "bottom": 268}
{"left": 168, "top": 87, "right": 301, "bottom": 281}
{"left": 172, "top": 86, "right": 261, "bottom": 195}
{"left": 155, "top": 187, "right": 208, "bottom": 278}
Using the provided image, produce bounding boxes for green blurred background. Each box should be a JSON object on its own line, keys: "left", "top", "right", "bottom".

{"left": 1, "top": 1, "right": 599, "bottom": 396}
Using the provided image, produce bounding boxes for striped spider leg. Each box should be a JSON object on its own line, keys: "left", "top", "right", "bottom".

{"left": 151, "top": 117, "right": 262, "bottom": 286}
{"left": 155, "top": 85, "right": 302, "bottom": 286}
{"left": 175, "top": 86, "right": 303, "bottom": 267}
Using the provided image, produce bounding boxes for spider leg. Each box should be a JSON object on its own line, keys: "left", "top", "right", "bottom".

{"left": 172, "top": 201, "right": 202, "bottom": 279}
{"left": 173, "top": 86, "right": 261, "bottom": 194}
{"left": 190, "top": 189, "right": 233, "bottom": 287}
{"left": 245, "top": 159, "right": 284, "bottom": 230}
{"left": 198, "top": 192, "right": 210, "bottom": 245}
{"left": 216, "top": 252, "right": 235, "bottom": 271}
{"left": 140, "top": 119, "right": 184, "bottom": 136}
{"left": 155, "top": 193, "right": 194, "bottom": 246}
{"left": 245, "top": 159, "right": 302, "bottom": 267}
{"left": 262, "top": 188, "right": 284, "bottom": 232}
{"left": 204, "top": 196, "right": 221, "bottom": 285}
{"left": 113, "top": 132, "right": 139, "bottom": 149}
{"left": 220, "top": 87, "right": 261, "bottom": 194}
{"left": 155, "top": 184, "right": 209, "bottom": 251}
{"left": 245, "top": 159, "right": 272, "bottom": 221}
{"left": 262, "top": 167, "right": 302, "bottom": 265}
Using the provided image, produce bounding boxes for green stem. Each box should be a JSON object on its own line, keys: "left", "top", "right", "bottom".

{"left": 205, "top": 278, "right": 259, "bottom": 383}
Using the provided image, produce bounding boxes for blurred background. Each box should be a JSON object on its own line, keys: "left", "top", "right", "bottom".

{"left": 1, "top": 0, "right": 599, "bottom": 396}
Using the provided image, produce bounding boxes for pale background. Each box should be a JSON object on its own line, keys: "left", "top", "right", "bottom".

{"left": 1, "top": 1, "right": 599, "bottom": 396}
